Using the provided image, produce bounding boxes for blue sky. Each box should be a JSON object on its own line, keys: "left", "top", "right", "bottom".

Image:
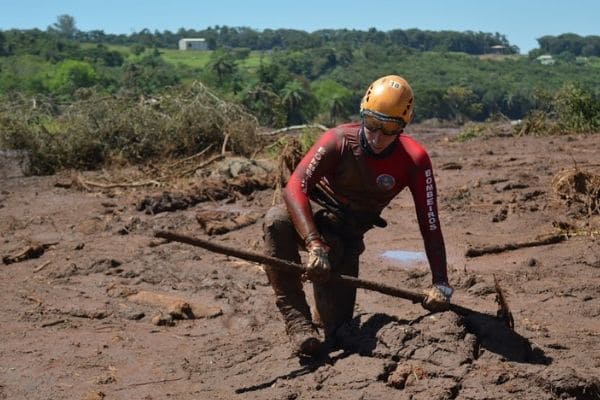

{"left": 1, "top": 0, "right": 598, "bottom": 54}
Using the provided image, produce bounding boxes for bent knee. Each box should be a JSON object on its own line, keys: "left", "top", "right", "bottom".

{"left": 263, "top": 204, "right": 294, "bottom": 235}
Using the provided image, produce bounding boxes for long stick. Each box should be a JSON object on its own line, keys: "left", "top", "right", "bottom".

{"left": 155, "top": 230, "right": 424, "bottom": 303}
{"left": 154, "top": 230, "right": 481, "bottom": 315}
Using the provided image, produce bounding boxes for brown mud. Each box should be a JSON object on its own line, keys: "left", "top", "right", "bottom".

{"left": 1, "top": 127, "right": 599, "bottom": 399}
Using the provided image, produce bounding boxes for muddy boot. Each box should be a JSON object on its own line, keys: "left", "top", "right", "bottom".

{"left": 312, "top": 221, "right": 363, "bottom": 347}
{"left": 313, "top": 281, "right": 356, "bottom": 345}
{"left": 277, "top": 296, "right": 322, "bottom": 357}
{"left": 263, "top": 204, "right": 322, "bottom": 357}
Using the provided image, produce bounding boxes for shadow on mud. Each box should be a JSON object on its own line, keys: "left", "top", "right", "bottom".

{"left": 234, "top": 316, "right": 396, "bottom": 394}
{"left": 461, "top": 310, "right": 552, "bottom": 365}
{"left": 234, "top": 350, "right": 352, "bottom": 394}
{"left": 337, "top": 312, "right": 551, "bottom": 365}
{"left": 235, "top": 311, "right": 551, "bottom": 394}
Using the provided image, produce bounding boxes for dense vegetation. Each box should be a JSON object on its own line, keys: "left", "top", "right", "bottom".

{"left": 1, "top": 15, "right": 599, "bottom": 174}
{"left": 534, "top": 33, "right": 600, "bottom": 58}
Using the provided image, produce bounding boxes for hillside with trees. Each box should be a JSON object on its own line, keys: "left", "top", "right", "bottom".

{"left": 1, "top": 15, "right": 599, "bottom": 173}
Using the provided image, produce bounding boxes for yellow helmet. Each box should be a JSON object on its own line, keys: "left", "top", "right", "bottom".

{"left": 360, "top": 75, "right": 414, "bottom": 125}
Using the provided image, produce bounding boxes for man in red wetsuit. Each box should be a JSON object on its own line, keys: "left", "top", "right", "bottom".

{"left": 263, "top": 75, "right": 453, "bottom": 357}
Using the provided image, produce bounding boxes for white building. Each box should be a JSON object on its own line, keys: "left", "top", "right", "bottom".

{"left": 178, "top": 38, "right": 208, "bottom": 51}
{"left": 489, "top": 45, "right": 507, "bottom": 55}
{"left": 536, "top": 55, "right": 555, "bottom": 65}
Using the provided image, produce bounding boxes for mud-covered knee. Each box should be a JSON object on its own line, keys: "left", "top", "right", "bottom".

{"left": 263, "top": 204, "right": 294, "bottom": 237}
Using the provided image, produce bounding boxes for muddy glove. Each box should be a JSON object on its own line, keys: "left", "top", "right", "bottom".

{"left": 302, "top": 240, "right": 331, "bottom": 284}
{"left": 422, "top": 283, "right": 453, "bottom": 312}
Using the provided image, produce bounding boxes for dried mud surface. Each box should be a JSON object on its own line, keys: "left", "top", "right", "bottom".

{"left": 1, "top": 129, "right": 599, "bottom": 400}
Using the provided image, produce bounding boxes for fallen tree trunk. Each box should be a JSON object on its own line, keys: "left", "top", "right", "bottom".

{"left": 465, "top": 234, "right": 566, "bottom": 258}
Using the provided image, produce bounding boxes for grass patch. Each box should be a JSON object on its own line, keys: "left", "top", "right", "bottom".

{"left": 455, "top": 123, "right": 486, "bottom": 142}
{"left": 160, "top": 49, "right": 268, "bottom": 70}
{"left": 161, "top": 48, "right": 213, "bottom": 68}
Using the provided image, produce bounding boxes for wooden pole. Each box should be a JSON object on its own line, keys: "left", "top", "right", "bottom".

{"left": 155, "top": 230, "right": 426, "bottom": 303}
{"left": 153, "top": 230, "right": 515, "bottom": 329}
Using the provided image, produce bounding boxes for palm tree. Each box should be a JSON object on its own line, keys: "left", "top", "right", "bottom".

{"left": 208, "top": 51, "right": 236, "bottom": 85}
{"left": 242, "top": 83, "right": 286, "bottom": 127}
{"left": 280, "top": 80, "right": 308, "bottom": 125}
{"left": 329, "top": 93, "right": 349, "bottom": 126}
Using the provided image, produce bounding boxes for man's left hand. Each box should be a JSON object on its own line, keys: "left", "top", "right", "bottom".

{"left": 302, "top": 241, "right": 331, "bottom": 283}
{"left": 422, "top": 283, "right": 453, "bottom": 312}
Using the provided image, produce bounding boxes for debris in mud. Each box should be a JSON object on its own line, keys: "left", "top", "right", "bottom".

{"left": 207, "top": 156, "right": 274, "bottom": 180}
{"left": 386, "top": 363, "right": 427, "bottom": 389}
{"left": 127, "top": 290, "right": 222, "bottom": 320}
{"left": 492, "top": 206, "right": 508, "bottom": 222}
{"left": 124, "top": 311, "right": 145, "bottom": 321}
{"left": 46, "top": 262, "right": 79, "bottom": 279}
{"left": 62, "top": 307, "right": 110, "bottom": 320}
{"left": 55, "top": 171, "right": 161, "bottom": 192}
{"left": 117, "top": 216, "right": 142, "bottom": 235}
{"left": 83, "top": 390, "right": 106, "bottom": 400}
{"left": 439, "top": 162, "right": 463, "bottom": 170}
{"left": 441, "top": 186, "right": 472, "bottom": 210}
{"left": 137, "top": 191, "right": 198, "bottom": 214}
{"left": 526, "top": 257, "right": 539, "bottom": 267}
{"left": 40, "top": 319, "right": 66, "bottom": 328}
{"left": 93, "top": 375, "right": 116, "bottom": 385}
{"left": 2, "top": 242, "right": 57, "bottom": 265}
{"left": 54, "top": 179, "right": 73, "bottom": 189}
{"left": 196, "top": 209, "right": 262, "bottom": 235}
{"left": 552, "top": 167, "right": 600, "bottom": 217}
{"left": 536, "top": 367, "right": 600, "bottom": 400}
{"left": 89, "top": 258, "right": 123, "bottom": 274}
{"left": 500, "top": 182, "right": 529, "bottom": 191}
{"left": 465, "top": 233, "right": 566, "bottom": 257}
{"left": 519, "top": 190, "right": 545, "bottom": 202}
{"left": 137, "top": 175, "right": 273, "bottom": 214}
{"left": 152, "top": 313, "right": 176, "bottom": 326}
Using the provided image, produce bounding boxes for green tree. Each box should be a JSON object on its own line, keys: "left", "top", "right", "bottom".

{"left": 207, "top": 50, "right": 237, "bottom": 85}
{"left": 121, "top": 54, "right": 179, "bottom": 95}
{"left": 47, "top": 59, "right": 97, "bottom": 94}
{"left": 554, "top": 83, "right": 600, "bottom": 131}
{"left": 312, "top": 79, "right": 353, "bottom": 125}
{"left": 280, "top": 79, "right": 317, "bottom": 125}
{"left": 444, "top": 86, "right": 483, "bottom": 123}
{"left": 241, "top": 83, "right": 286, "bottom": 127}
{"left": 0, "top": 32, "right": 7, "bottom": 56}
{"left": 49, "top": 14, "right": 78, "bottom": 39}
{"left": 130, "top": 44, "right": 146, "bottom": 56}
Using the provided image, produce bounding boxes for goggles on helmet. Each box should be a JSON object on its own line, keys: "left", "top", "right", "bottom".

{"left": 361, "top": 110, "right": 406, "bottom": 136}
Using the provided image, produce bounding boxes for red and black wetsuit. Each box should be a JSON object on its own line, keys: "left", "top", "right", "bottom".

{"left": 283, "top": 122, "right": 448, "bottom": 284}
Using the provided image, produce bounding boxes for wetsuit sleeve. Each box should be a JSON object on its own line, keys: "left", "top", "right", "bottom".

{"left": 283, "top": 131, "right": 341, "bottom": 247}
{"left": 408, "top": 154, "right": 449, "bottom": 285}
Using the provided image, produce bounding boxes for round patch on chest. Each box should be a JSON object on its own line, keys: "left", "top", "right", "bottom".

{"left": 376, "top": 174, "right": 396, "bottom": 190}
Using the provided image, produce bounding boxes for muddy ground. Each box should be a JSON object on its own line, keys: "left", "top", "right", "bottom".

{"left": 1, "top": 127, "right": 599, "bottom": 400}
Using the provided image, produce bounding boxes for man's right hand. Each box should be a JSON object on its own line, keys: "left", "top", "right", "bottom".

{"left": 422, "top": 283, "right": 453, "bottom": 312}
{"left": 303, "top": 240, "right": 331, "bottom": 283}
